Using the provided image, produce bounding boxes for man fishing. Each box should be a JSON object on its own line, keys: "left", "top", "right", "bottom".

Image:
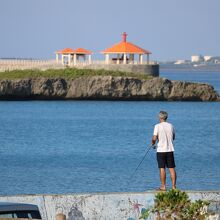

{"left": 152, "top": 111, "right": 177, "bottom": 191}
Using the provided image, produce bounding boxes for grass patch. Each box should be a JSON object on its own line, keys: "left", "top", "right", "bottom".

{"left": 0, "top": 68, "right": 153, "bottom": 80}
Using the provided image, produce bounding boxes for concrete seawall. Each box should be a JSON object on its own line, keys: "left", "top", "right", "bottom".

{"left": 78, "top": 64, "right": 159, "bottom": 76}
{"left": 0, "top": 191, "right": 219, "bottom": 220}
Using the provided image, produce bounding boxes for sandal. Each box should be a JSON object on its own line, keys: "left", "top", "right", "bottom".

{"left": 156, "top": 187, "right": 166, "bottom": 191}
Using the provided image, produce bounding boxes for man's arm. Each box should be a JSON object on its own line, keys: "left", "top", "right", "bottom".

{"left": 152, "top": 135, "right": 157, "bottom": 145}
{"left": 152, "top": 125, "right": 158, "bottom": 145}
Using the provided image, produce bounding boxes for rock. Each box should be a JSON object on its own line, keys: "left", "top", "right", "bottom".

{"left": 0, "top": 79, "right": 32, "bottom": 99}
{"left": 0, "top": 76, "right": 219, "bottom": 101}
{"left": 140, "top": 78, "right": 172, "bottom": 100}
{"left": 169, "top": 80, "right": 219, "bottom": 101}
{"left": 32, "top": 78, "right": 68, "bottom": 99}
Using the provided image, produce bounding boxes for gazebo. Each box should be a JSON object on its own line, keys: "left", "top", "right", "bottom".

{"left": 101, "top": 32, "right": 151, "bottom": 65}
{"left": 74, "top": 48, "right": 92, "bottom": 65}
{"left": 55, "top": 48, "right": 74, "bottom": 65}
{"left": 55, "top": 48, "right": 92, "bottom": 66}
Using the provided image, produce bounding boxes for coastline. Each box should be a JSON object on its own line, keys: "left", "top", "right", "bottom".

{"left": 0, "top": 73, "right": 219, "bottom": 101}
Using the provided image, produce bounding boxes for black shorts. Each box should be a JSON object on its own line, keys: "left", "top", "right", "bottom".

{"left": 157, "top": 152, "right": 176, "bottom": 168}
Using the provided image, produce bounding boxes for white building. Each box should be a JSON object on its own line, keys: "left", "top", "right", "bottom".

{"left": 174, "top": 60, "right": 187, "bottom": 65}
{"left": 204, "top": 56, "right": 213, "bottom": 62}
{"left": 191, "top": 55, "right": 204, "bottom": 63}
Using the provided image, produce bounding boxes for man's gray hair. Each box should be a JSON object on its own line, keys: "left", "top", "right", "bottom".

{"left": 159, "top": 111, "right": 168, "bottom": 120}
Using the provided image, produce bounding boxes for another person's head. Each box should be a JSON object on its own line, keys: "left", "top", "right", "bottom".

{"left": 159, "top": 111, "right": 168, "bottom": 122}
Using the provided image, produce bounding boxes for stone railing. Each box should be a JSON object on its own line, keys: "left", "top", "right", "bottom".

{"left": 0, "top": 59, "right": 63, "bottom": 72}
{"left": 0, "top": 59, "right": 158, "bottom": 72}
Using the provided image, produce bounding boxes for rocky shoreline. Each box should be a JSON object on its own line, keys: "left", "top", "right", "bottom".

{"left": 0, "top": 76, "right": 219, "bottom": 101}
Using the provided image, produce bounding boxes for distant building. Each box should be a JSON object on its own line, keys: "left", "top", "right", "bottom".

{"left": 174, "top": 60, "right": 187, "bottom": 65}
{"left": 204, "top": 56, "right": 213, "bottom": 62}
{"left": 208, "top": 56, "right": 220, "bottom": 64}
{"left": 191, "top": 55, "right": 204, "bottom": 63}
{"left": 191, "top": 55, "right": 220, "bottom": 64}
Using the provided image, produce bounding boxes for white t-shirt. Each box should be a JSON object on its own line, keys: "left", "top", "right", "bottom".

{"left": 153, "top": 121, "right": 175, "bottom": 152}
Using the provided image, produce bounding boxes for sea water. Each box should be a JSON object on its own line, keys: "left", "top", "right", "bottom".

{"left": 0, "top": 71, "right": 219, "bottom": 195}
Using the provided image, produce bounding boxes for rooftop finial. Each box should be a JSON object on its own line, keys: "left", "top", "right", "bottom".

{"left": 122, "top": 32, "right": 127, "bottom": 42}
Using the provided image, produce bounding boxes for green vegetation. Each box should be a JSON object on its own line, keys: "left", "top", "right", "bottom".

{"left": 140, "top": 189, "right": 210, "bottom": 220}
{"left": 0, "top": 68, "right": 152, "bottom": 80}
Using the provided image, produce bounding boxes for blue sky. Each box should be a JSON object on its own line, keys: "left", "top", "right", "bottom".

{"left": 0, "top": 0, "right": 219, "bottom": 61}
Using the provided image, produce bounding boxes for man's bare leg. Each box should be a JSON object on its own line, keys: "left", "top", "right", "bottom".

{"left": 159, "top": 168, "right": 166, "bottom": 190}
{"left": 169, "top": 168, "right": 177, "bottom": 189}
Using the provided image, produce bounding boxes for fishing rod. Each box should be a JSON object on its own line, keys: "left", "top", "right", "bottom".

{"left": 129, "top": 144, "right": 155, "bottom": 180}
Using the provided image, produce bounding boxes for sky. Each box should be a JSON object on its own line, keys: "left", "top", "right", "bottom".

{"left": 0, "top": 0, "right": 219, "bottom": 61}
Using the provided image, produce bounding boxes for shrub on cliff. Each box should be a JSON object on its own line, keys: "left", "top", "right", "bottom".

{"left": 140, "top": 189, "right": 210, "bottom": 220}
{"left": 0, "top": 68, "right": 151, "bottom": 80}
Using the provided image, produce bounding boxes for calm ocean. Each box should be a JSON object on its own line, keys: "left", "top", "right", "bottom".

{"left": 0, "top": 70, "right": 220, "bottom": 195}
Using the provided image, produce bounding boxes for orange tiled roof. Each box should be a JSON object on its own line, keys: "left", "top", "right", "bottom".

{"left": 101, "top": 32, "right": 151, "bottom": 54}
{"left": 56, "top": 48, "right": 92, "bottom": 54}
{"left": 75, "top": 48, "right": 92, "bottom": 54}
{"left": 101, "top": 41, "right": 151, "bottom": 54}
{"left": 56, "top": 48, "right": 75, "bottom": 54}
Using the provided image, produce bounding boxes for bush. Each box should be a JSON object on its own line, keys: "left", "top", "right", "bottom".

{"left": 0, "top": 68, "right": 152, "bottom": 80}
{"left": 140, "top": 189, "right": 210, "bottom": 220}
